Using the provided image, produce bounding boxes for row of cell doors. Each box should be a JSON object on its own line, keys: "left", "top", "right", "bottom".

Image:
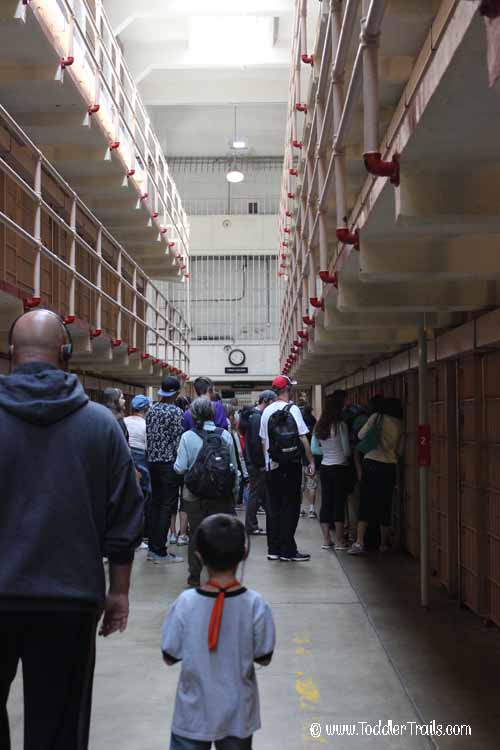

{"left": 348, "top": 353, "right": 500, "bottom": 628}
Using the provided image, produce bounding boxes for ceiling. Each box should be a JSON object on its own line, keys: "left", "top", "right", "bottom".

{"left": 103, "top": 0, "right": 311, "bottom": 163}
{"left": 148, "top": 104, "right": 288, "bottom": 158}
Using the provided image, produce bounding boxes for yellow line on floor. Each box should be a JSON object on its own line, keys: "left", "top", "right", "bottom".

{"left": 293, "top": 631, "right": 327, "bottom": 747}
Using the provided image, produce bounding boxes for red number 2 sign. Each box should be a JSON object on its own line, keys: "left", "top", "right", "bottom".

{"left": 418, "top": 424, "right": 431, "bottom": 467}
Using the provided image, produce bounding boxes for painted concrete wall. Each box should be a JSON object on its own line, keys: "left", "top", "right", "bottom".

{"left": 188, "top": 214, "right": 278, "bottom": 255}
{"left": 190, "top": 341, "right": 279, "bottom": 383}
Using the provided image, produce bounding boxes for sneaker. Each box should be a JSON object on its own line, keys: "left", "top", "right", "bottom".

{"left": 257, "top": 508, "right": 266, "bottom": 515}
{"left": 249, "top": 528, "right": 266, "bottom": 536}
{"left": 347, "top": 543, "right": 365, "bottom": 555}
{"left": 177, "top": 534, "right": 189, "bottom": 546}
{"left": 321, "top": 543, "right": 334, "bottom": 550}
{"left": 267, "top": 554, "right": 280, "bottom": 561}
{"left": 299, "top": 509, "right": 307, "bottom": 518}
{"left": 168, "top": 532, "right": 178, "bottom": 545}
{"left": 309, "top": 509, "right": 317, "bottom": 519}
{"left": 292, "top": 552, "right": 311, "bottom": 561}
{"left": 139, "top": 541, "right": 148, "bottom": 550}
{"left": 280, "top": 552, "right": 311, "bottom": 562}
{"left": 150, "top": 552, "right": 184, "bottom": 564}
{"left": 335, "top": 543, "right": 349, "bottom": 551}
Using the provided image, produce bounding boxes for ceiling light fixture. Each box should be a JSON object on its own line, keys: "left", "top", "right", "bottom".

{"left": 231, "top": 139, "right": 247, "bottom": 150}
{"left": 226, "top": 106, "right": 245, "bottom": 183}
{"left": 226, "top": 165, "right": 245, "bottom": 183}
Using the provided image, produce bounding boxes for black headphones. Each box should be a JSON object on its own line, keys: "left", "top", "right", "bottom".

{"left": 8, "top": 309, "right": 73, "bottom": 362}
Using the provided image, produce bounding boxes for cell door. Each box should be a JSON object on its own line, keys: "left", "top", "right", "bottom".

{"left": 428, "top": 362, "right": 458, "bottom": 595}
{"left": 482, "top": 352, "right": 500, "bottom": 626}
{"left": 457, "top": 355, "right": 487, "bottom": 617}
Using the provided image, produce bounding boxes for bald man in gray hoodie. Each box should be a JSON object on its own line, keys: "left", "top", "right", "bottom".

{"left": 0, "top": 309, "right": 143, "bottom": 750}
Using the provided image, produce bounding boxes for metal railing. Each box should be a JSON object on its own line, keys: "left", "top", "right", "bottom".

{"left": 183, "top": 196, "right": 280, "bottom": 216}
{"left": 0, "top": 103, "right": 189, "bottom": 374}
{"left": 25, "top": 0, "right": 189, "bottom": 258}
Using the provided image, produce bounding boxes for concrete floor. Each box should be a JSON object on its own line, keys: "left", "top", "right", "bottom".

{"left": 7, "top": 516, "right": 500, "bottom": 749}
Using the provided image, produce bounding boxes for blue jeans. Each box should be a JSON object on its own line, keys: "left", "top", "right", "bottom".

{"left": 131, "top": 448, "right": 151, "bottom": 540}
{"left": 170, "top": 734, "right": 252, "bottom": 750}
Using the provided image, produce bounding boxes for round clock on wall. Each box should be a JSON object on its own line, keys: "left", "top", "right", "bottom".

{"left": 228, "top": 349, "right": 246, "bottom": 367}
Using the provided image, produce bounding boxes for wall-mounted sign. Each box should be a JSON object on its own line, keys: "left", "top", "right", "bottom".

{"left": 225, "top": 366, "right": 249, "bottom": 374}
{"left": 418, "top": 424, "right": 431, "bottom": 467}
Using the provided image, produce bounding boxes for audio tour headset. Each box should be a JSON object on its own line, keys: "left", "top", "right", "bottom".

{"left": 8, "top": 309, "right": 73, "bottom": 363}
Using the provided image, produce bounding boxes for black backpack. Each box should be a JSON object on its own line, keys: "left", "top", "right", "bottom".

{"left": 185, "top": 429, "right": 235, "bottom": 499}
{"left": 268, "top": 404, "right": 303, "bottom": 465}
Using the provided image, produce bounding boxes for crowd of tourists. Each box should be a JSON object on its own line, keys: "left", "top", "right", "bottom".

{"left": 0, "top": 308, "right": 404, "bottom": 750}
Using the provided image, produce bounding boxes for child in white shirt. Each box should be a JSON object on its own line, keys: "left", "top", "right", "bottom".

{"left": 162, "top": 514, "right": 275, "bottom": 749}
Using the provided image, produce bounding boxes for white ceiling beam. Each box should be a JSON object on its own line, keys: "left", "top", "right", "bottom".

{"left": 105, "top": 0, "right": 294, "bottom": 32}
{"left": 140, "top": 75, "right": 289, "bottom": 107}
{"left": 123, "top": 42, "right": 291, "bottom": 84}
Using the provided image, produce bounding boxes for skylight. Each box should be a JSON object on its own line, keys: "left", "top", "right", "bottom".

{"left": 187, "top": 16, "right": 275, "bottom": 66}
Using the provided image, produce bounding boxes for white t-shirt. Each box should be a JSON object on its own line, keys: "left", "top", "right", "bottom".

{"left": 124, "top": 416, "right": 147, "bottom": 451}
{"left": 259, "top": 400, "right": 309, "bottom": 471}
{"left": 318, "top": 423, "right": 351, "bottom": 466}
{"left": 162, "top": 587, "right": 275, "bottom": 742}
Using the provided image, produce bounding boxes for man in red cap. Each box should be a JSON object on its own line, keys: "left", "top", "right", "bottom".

{"left": 259, "top": 375, "right": 316, "bottom": 561}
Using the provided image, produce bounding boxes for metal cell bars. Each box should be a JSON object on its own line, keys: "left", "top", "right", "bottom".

{"left": 29, "top": 0, "right": 189, "bottom": 258}
{"left": 0, "top": 103, "right": 189, "bottom": 374}
{"left": 182, "top": 196, "right": 281, "bottom": 216}
{"left": 163, "top": 256, "right": 279, "bottom": 343}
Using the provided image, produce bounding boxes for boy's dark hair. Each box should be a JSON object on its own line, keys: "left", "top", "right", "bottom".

{"left": 194, "top": 376, "right": 213, "bottom": 397}
{"left": 195, "top": 514, "right": 246, "bottom": 571}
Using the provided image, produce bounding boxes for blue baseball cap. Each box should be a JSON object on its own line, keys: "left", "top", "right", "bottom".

{"left": 131, "top": 395, "right": 151, "bottom": 411}
{"left": 158, "top": 376, "right": 181, "bottom": 398}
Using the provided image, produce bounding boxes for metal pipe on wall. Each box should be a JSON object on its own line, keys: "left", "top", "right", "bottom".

{"left": 300, "top": 0, "right": 308, "bottom": 59}
{"left": 307, "top": 252, "right": 315, "bottom": 300}
{"left": 362, "top": 25, "right": 380, "bottom": 154}
{"left": 362, "top": 0, "right": 389, "bottom": 154}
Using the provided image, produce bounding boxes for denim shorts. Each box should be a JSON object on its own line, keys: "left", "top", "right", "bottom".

{"left": 170, "top": 733, "right": 252, "bottom": 750}
{"left": 302, "top": 465, "right": 319, "bottom": 492}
